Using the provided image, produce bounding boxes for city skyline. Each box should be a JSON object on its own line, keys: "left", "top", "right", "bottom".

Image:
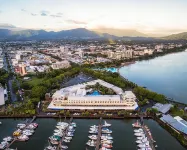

{"left": 0, "top": 0, "right": 187, "bottom": 36}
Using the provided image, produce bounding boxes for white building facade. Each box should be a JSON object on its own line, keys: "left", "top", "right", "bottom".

{"left": 48, "top": 79, "right": 138, "bottom": 110}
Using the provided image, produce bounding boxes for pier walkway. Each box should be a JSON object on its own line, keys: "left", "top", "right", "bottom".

{"left": 57, "top": 117, "right": 73, "bottom": 150}
{"left": 141, "top": 117, "right": 156, "bottom": 150}
{"left": 142, "top": 125, "right": 156, "bottom": 150}
{"left": 95, "top": 117, "right": 102, "bottom": 150}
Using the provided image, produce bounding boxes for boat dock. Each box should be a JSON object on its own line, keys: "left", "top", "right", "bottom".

{"left": 141, "top": 117, "right": 156, "bottom": 150}
{"left": 95, "top": 117, "right": 102, "bottom": 150}
{"left": 5, "top": 138, "right": 17, "bottom": 150}
{"left": 142, "top": 125, "right": 156, "bottom": 150}
{"left": 5, "top": 116, "right": 37, "bottom": 149}
{"left": 57, "top": 117, "right": 73, "bottom": 150}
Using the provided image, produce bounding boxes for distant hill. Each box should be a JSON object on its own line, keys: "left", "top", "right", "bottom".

{"left": 0, "top": 28, "right": 156, "bottom": 41}
{"left": 92, "top": 28, "right": 147, "bottom": 37}
{"left": 163, "top": 32, "right": 187, "bottom": 40}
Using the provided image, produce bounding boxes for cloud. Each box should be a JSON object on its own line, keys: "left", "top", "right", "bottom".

{"left": 40, "top": 10, "right": 50, "bottom": 16}
{"left": 65, "top": 19, "right": 87, "bottom": 25}
{"left": 50, "top": 12, "right": 63, "bottom": 18}
{"left": 21, "top": 9, "right": 26, "bottom": 12}
{"left": 50, "top": 15, "right": 62, "bottom": 18}
{"left": 31, "top": 13, "right": 37, "bottom": 16}
{"left": 0, "top": 23, "right": 16, "bottom": 29}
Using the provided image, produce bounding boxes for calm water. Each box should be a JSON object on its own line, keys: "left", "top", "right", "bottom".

{"left": 119, "top": 51, "right": 187, "bottom": 104}
{"left": 0, "top": 118, "right": 185, "bottom": 150}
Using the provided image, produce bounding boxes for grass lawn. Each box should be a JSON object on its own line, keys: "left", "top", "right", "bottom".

{"left": 26, "top": 77, "right": 43, "bottom": 86}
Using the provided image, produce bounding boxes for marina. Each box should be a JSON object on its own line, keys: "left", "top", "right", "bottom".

{"left": 0, "top": 118, "right": 186, "bottom": 150}
{"left": 0, "top": 116, "right": 37, "bottom": 150}
{"left": 44, "top": 117, "right": 75, "bottom": 150}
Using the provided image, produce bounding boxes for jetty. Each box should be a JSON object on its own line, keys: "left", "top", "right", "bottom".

{"left": 141, "top": 117, "right": 156, "bottom": 150}
{"left": 5, "top": 116, "right": 36, "bottom": 149}
{"left": 95, "top": 117, "right": 102, "bottom": 150}
{"left": 57, "top": 117, "right": 73, "bottom": 150}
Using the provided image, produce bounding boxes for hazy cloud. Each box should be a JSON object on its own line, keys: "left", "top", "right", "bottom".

{"left": 0, "top": 23, "right": 16, "bottom": 29}
{"left": 66, "top": 19, "right": 87, "bottom": 25}
{"left": 21, "top": 9, "right": 26, "bottom": 12}
{"left": 31, "top": 13, "right": 37, "bottom": 16}
{"left": 50, "top": 12, "right": 63, "bottom": 18}
{"left": 50, "top": 15, "right": 62, "bottom": 18}
{"left": 40, "top": 10, "right": 50, "bottom": 16}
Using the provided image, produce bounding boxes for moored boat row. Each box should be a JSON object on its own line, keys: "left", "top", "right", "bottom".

{"left": 86, "top": 120, "right": 113, "bottom": 150}
{"left": 132, "top": 120, "right": 158, "bottom": 150}
{"left": 44, "top": 121, "right": 76, "bottom": 150}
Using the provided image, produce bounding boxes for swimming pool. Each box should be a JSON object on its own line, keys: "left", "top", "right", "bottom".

{"left": 88, "top": 90, "right": 101, "bottom": 96}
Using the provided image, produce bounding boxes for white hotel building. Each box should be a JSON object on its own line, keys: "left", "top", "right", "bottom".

{"left": 48, "top": 79, "right": 138, "bottom": 110}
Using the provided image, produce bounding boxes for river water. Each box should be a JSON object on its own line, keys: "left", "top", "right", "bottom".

{"left": 119, "top": 51, "right": 187, "bottom": 104}
{"left": 0, "top": 118, "right": 185, "bottom": 150}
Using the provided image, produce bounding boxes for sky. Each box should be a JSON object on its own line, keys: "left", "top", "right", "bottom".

{"left": 0, "top": 0, "right": 187, "bottom": 35}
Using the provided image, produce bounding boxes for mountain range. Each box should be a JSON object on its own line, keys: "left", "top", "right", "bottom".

{"left": 0, "top": 27, "right": 186, "bottom": 41}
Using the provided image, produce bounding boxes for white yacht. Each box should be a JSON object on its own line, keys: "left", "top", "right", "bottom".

{"left": 134, "top": 133, "right": 145, "bottom": 137}
{"left": 102, "top": 121, "right": 111, "bottom": 127}
{"left": 86, "top": 140, "right": 95, "bottom": 147}
{"left": 88, "top": 135, "right": 97, "bottom": 140}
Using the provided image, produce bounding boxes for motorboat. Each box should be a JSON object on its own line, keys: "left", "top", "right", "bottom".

{"left": 101, "top": 136, "right": 113, "bottom": 140}
{"left": 134, "top": 129, "right": 143, "bottom": 133}
{"left": 102, "top": 144, "right": 113, "bottom": 149}
{"left": 54, "top": 129, "right": 63, "bottom": 133}
{"left": 17, "top": 123, "right": 26, "bottom": 129}
{"left": 18, "top": 135, "right": 29, "bottom": 141}
{"left": 31, "top": 123, "right": 38, "bottom": 128}
{"left": 13, "top": 130, "right": 22, "bottom": 136}
{"left": 91, "top": 125, "right": 98, "bottom": 128}
{"left": 56, "top": 126, "right": 66, "bottom": 130}
{"left": 71, "top": 122, "right": 76, "bottom": 128}
{"left": 134, "top": 133, "right": 145, "bottom": 137}
{"left": 1, "top": 141, "right": 9, "bottom": 147}
{"left": 102, "top": 129, "right": 112, "bottom": 134}
{"left": 50, "top": 140, "right": 59, "bottom": 145}
{"left": 68, "top": 128, "right": 75, "bottom": 132}
{"left": 67, "top": 132, "right": 74, "bottom": 137}
{"left": 0, "top": 143, "right": 7, "bottom": 149}
{"left": 89, "top": 129, "right": 98, "bottom": 134}
{"left": 65, "top": 137, "right": 72, "bottom": 140}
{"left": 3, "top": 136, "right": 13, "bottom": 142}
{"left": 88, "top": 135, "right": 97, "bottom": 140}
{"left": 100, "top": 147, "right": 112, "bottom": 150}
{"left": 23, "top": 131, "right": 33, "bottom": 136}
{"left": 137, "top": 135, "right": 145, "bottom": 140}
{"left": 45, "top": 146, "right": 57, "bottom": 150}
{"left": 86, "top": 140, "right": 95, "bottom": 147}
{"left": 102, "top": 121, "right": 111, "bottom": 127}
{"left": 101, "top": 139, "right": 113, "bottom": 144}
{"left": 132, "top": 120, "right": 141, "bottom": 128}
{"left": 64, "top": 139, "right": 71, "bottom": 143}
{"left": 49, "top": 135, "right": 61, "bottom": 141}
{"left": 137, "top": 142, "right": 150, "bottom": 148}
{"left": 53, "top": 132, "right": 63, "bottom": 137}
{"left": 26, "top": 124, "right": 36, "bottom": 130}
{"left": 61, "top": 145, "right": 68, "bottom": 149}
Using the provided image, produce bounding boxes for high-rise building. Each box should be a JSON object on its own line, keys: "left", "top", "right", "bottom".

{"left": 0, "top": 85, "right": 5, "bottom": 106}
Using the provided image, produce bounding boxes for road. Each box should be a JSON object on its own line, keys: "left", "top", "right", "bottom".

{"left": 2, "top": 49, "right": 21, "bottom": 102}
